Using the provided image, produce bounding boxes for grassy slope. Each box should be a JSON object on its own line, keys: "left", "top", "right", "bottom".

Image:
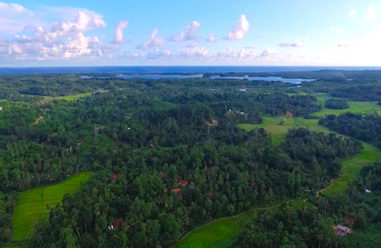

{"left": 322, "top": 143, "right": 381, "bottom": 196}
{"left": 52, "top": 92, "right": 92, "bottom": 101}
{"left": 6, "top": 172, "right": 91, "bottom": 248}
{"left": 173, "top": 204, "right": 281, "bottom": 248}
{"left": 314, "top": 93, "right": 381, "bottom": 117}
{"left": 174, "top": 100, "right": 381, "bottom": 248}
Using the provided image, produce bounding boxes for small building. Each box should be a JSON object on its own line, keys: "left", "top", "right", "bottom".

{"left": 172, "top": 188, "right": 182, "bottom": 193}
{"left": 111, "top": 173, "right": 119, "bottom": 180}
{"left": 108, "top": 218, "right": 124, "bottom": 230}
{"left": 286, "top": 111, "right": 294, "bottom": 118}
{"left": 178, "top": 179, "right": 189, "bottom": 186}
{"left": 204, "top": 120, "right": 219, "bottom": 127}
{"left": 333, "top": 225, "right": 352, "bottom": 237}
{"left": 344, "top": 217, "right": 357, "bottom": 225}
{"left": 365, "top": 188, "right": 372, "bottom": 193}
{"left": 0, "top": 107, "right": 3, "bottom": 111}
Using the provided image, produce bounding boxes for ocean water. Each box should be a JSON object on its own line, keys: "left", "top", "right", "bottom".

{"left": 0, "top": 66, "right": 380, "bottom": 74}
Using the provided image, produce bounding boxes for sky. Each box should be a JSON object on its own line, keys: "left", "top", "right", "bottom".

{"left": 0, "top": 0, "right": 381, "bottom": 66}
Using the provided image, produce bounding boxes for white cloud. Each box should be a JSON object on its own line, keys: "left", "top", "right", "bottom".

{"left": 137, "top": 28, "right": 165, "bottom": 50}
{"left": 278, "top": 40, "right": 303, "bottom": 48}
{"left": 348, "top": 9, "right": 357, "bottom": 19}
{"left": 147, "top": 49, "right": 171, "bottom": 59}
{"left": 365, "top": 6, "right": 377, "bottom": 21}
{"left": 206, "top": 34, "right": 217, "bottom": 42}
{"left": 171, "top": 21, "right": 200, "bottom": 41}
{"left": 1, "top": 8, "right": 106, "bottom": 61}
{"left": 258, "top": 48, "right": 276, "bottom": 59}
{"left": 226, "top": 14, "right": 250, "bottom": 40}
{"left": 181, "top": 44, "right": 208, "bottom": 57}
{"left": 337, "top": 43, "right": 349, "bottom": 48}
{"left": 215, "top": 48, "right": 256, "bottom": 59}
{"left": 0, "top": 2, "right": 36, "bottom": 34}
{"left": 114, "top": 21, "right": 128, "bottom": 43}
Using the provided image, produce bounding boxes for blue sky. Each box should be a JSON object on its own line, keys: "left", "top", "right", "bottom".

{"left": 0, "top": 0, "right": 380, "bottom": 66}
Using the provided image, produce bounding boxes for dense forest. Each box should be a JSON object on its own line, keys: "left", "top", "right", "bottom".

{"left": 238, "top": 162, "right": 381, "bottom": 248}
{"left": 0, "top": 70, "right": 380, "bottom": 247}
{"left": 325, "top": 98, "right": 349, "bottom": 110}
{"left": 27, "top": 128, "right": 361, "bottom": 248}
{"left": 319, "top": 113, "right": 381, "bottom": 147}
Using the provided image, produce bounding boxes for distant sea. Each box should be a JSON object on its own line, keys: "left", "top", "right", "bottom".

{"left": 0, "top": 66, "right": 380, "bottom": 74}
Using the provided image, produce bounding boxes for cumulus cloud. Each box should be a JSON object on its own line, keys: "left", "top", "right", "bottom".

{"left": 278, "top": 40, "right": 303, "bottom": 48}
{"left": 258, "top": 48, "right": 276, "bottom": 58}
{"left": 147, "top": 49, "right": 171, "bottom": 59}
{"left": 2, "top": 8, "right": 106, "bottom": 61}
{"left": 337, "top": 43, "right": 349, "bottom": 48}
{"left": 181, "top": 44, "right": 208, "bottom": 57}
{"left": 226, "top": 14, "right": 250, "bottom": 40}
{"left": 215, "top": 48, "right": 256, "bottom": 59}
{"left": 137, "top": 29, "right": 165, "bottom": 50}
{"left": 114, "top": 21, "right": 128, "bottom": 43}
{"left": 206, "top": 34, "right": 217, "bottom": 42}
{"left": 171, "top": 21, "right": 201, "bottom": 41}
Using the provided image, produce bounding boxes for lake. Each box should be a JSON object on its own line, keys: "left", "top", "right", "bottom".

{"left": 209, "top": 75, "right": 315, "bottom": 84}
{"left": 116, "top": 74, "right": 204, "bottom": 79}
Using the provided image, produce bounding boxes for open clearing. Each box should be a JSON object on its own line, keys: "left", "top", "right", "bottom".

{"left": 172, "top": 203, "right": 281, "bottom": 248}
{"left": 51, "top": 92, "right": 92, "bottom": 101}
{"left": 314, "top": 93, "right": 381, "bottom": 117}
{"left": 6, "top": 172, "right": 91, "bottom": 248}
{"left": 239, "top": 116, "right": 330, "bottom": 144}
{"left": 174, "top": 102, "right": 381, "bottom": 248}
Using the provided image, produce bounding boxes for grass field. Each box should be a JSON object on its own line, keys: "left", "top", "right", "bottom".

{"left": 239, "top": 116, "right": 330, "bottom": 144}
{"left": 175, "top": 102, "right": 381, "bottom": 248}
{"left": 313, "top": 93, "right": 381, "bottom": 117}
{"left": 6, "top": 172, "right": 91, "bottom": 248}
{"left": 52, "top": 92, "right": 92, "bottom": 101}
{"left": 322, "top": 142, "right": 381, "bottom": 196}
{"left": 173, "top": 203, "right": 281, "bottom": 248}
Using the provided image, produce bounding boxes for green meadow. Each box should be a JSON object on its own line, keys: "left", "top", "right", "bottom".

{"left": 239, "top": 116, "right": 329, "bottom": 144}
{"left": 173, "top": 203, "right": 281, "bottom": 248}
{"left": 322, "top": 142, "right": 381, "bottom": 196}
{"left": 313, "top": 93, "right": 381, "bottom": 117}
{"left": 52, "top": 92, "right": 92, "bottom": 101}
{"left": 6, "top": 172, "right": 91, "bottom": 248}
{"left": 174, "top": 101, "right": 381, "bottom": 248}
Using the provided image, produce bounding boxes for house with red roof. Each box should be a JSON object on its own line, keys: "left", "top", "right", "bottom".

{"left": 178, "top": 179, "right": 189, "bottom": 186}
{"left": 172, "top": 188, "right": 182, "bottom": 193}
{"left": 344, "top": 217, "right": 357, "bottom": 225}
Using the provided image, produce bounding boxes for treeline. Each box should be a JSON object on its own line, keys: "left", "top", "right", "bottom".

{"left": 28, "top": 129, "right": 361, "bottom": 248}
{"left": 167, "top": 91, "right": 321, "bottom": 117}
{"left": 325, "top": 98, "right": 349, "bottom": 109}
{"left": 331, "top": 85, "right": 381, "bottom": 102}
{"left": 319, "top": 113, "right": 381, "bottom": 147}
